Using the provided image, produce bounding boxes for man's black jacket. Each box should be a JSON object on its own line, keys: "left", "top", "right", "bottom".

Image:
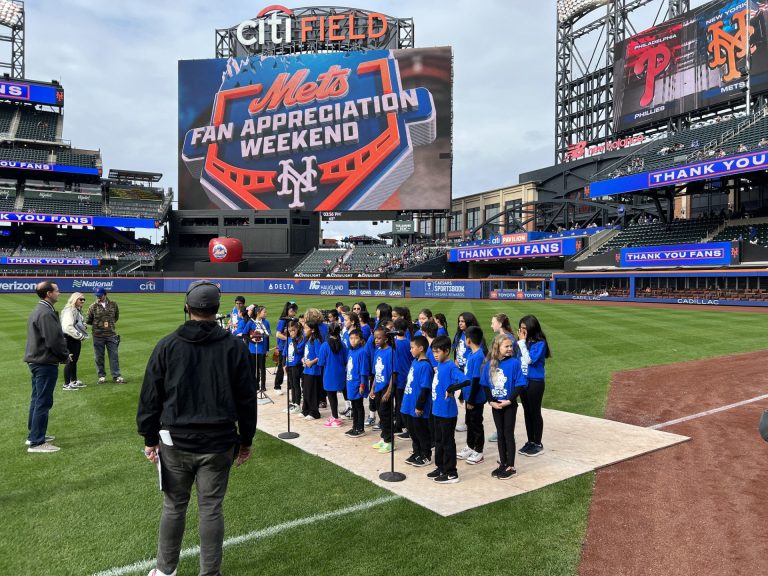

{"left": 137, "top": 320, "right": 257, "bottom": 452}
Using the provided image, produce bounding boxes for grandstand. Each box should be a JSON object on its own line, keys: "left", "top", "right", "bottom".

{"left": 293, "top": 247, "right": 347, "bottom": 275}
{"left": 15, "top": 107, "right": 60, "bottom": 141}
{"left": 712, "top": 221, "right": 768, "bottom": 247}
{"left": 593, "top": 216, "right": 723, "bottom": 255}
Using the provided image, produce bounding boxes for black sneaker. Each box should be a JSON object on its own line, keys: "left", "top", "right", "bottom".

{"left": 498, "top": 466, "right": 517, "bottom": 480}
{"left": 412, "top": 456, "right": 431, "bottom": 468}
{"left": 404, "top": 453, "right": 419, "bottom": 466}
{"left": 518, "top": 442, "right": 534, "bottom": 455}
{"left": 372, "top": 423, "right": 382, "bottom": 431}
{"left": 427, "top": 468, "right": 442, "bottom": 479}
{"left": 524, "top": 443, "right": 544, "bottom": 457}
{"left": 344, "top": 428, "right": 355, "bottom": 436}
{"left": 491, "top": 464, "right": 505, "bottom": 478}
{"left": 348, "top": 428, "right": 365, "bottom": 438}
{"left": 435, "top": 473, "right": 460, "bottom": 484}
{"left": 397, "top": 431, "right": 410, "bottom": 439}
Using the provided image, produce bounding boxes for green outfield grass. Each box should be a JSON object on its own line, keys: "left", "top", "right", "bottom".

{"left": 1, "top": 293, "right": 766, "bottom": 575}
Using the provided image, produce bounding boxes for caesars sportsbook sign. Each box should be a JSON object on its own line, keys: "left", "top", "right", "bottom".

{"left": 179, "top": 30, "right": 452, "bottom": 211}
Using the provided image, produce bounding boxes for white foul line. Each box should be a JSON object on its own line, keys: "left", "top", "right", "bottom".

{"left": 649, "top": 393, "right": 768, "bottom": 430}
{"left": 91, "top": 494, "right": 399, "bottom": 576}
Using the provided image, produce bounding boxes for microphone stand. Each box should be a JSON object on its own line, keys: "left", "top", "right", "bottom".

{"left": 278, "top": 348, "right": 299, "bottom": 440}
{"left": 379, "top": 331, "right": 405, "bottom": 482}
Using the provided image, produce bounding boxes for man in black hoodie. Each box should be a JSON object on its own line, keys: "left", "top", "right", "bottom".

{"left": 137, "top": 280, "right": 257, "bottom": 576}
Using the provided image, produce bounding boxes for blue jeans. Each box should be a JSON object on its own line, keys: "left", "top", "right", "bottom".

{"left": 27, "top": 363, "right": 59, "bottom": 446}
{"left": 93, "top": 335, "right": 121, "bottom": 379}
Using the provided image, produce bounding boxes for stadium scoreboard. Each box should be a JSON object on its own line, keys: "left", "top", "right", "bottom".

{"left": 0, "top": 79, "right": 64, "bottom": 106}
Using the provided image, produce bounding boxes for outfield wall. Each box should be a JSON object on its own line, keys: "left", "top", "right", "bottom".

{"left": 1, "top": 272, "right": 766, "bottom": 307}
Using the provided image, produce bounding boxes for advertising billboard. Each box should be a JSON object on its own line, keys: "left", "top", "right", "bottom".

{"left": 0, "top": 79, "right": 64, "bottom": 106}
{"left": 448, "top": 238, "right": 582, "bottom": 262}
{"left": 179, "top": 47, "right": 452, "bottom": 212}
{"left": 619, "top": 242, "right": 738, "bottom": 267}
{"left": 613, "top": 0, "right": 768, "bottom": 131}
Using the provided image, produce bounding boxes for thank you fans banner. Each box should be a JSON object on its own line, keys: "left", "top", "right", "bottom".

{"left": 448, "top": 239, "right": 581, "bottom": 262}
{"left": 619, "top": 242, "right": 738, "bottom": 267}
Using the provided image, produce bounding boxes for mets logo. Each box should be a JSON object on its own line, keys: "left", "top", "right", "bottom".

{"left": 182, "top": 50, "right": 436, "bottom": 211}
{"left": 212, "top": 244, "right": 228, "bottom": 260}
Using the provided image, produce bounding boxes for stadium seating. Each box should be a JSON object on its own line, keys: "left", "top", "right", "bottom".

{"left": 107, "top": 198, "right": 162, "bottom": 218}
{"left": 593, "top": 216, "right": 723, "bottom": 255}
{"left": 294, "top": 248, "right": 347, "bottom": 274}
{"left": 0, "top": 105, "right": 14, "bottom": 135}
{"left": 17, "top": 248, "right": 103, "bottom": 259}
{"left": 712, "top": 222, "right": 768, "bottom": 247}
{"left": 55, "top": 149, "right": 100, "bottom": 168}
{"left": 0, "top": 147, "right": 52, "bottom": 163}
{"left": 22, "top": 196, "right": 104, "bottom": 216}
{"left": 15, "top": 108, "right": 60, "bottom": 141}
{"left": 344, "top": 244, "right": 405, "bottom": 272}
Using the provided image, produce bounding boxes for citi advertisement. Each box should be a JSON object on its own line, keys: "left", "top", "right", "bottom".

{"left": 619, "top": 242, "right": 737, "bottom": 267}
{"left": 410, "top": 280, "right": 481, "bottom": 299}
{"left": 179, "top": 47, "right": 452, "bottom": 212}
{"left": 614, "top": 0, "right": 768, "bottom": 131}
{"left": 448, "top": 239, "right": 581, "bottom": 262}
{"left": 0, "top": 278, "right": 162, "bottom": 293}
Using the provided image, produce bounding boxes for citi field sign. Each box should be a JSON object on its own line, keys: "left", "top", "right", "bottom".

{"left": 180, "top": 48, "right": 442, "bottom": 211}
{"left": 236, "top": 5, "right": 389, "bottom": 47}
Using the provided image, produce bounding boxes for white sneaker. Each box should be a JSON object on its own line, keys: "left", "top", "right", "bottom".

{"left": 456, "top": 446, "right": 473, "bottom": 460}
{"left": 73, "top": 380, "right": 87, "bottom": 388}
{"left": 62, "top": 382, "right": 80, "bottom": 391}
{"left": 25, "top": 435, "right": 55, "bottom": 446}
{"left": 275, "top": 389, "right": 284, "bottom": 395}
{"left": 98, "top": 376, "right": 107, "bottom": 384}
{"left": 456, "top": 423, "right": 468, "bottom": 432}
{"left": 467, "top": 451, "right": 484, "bottom": 465}
{"left": 489, "top": 432, "right": 498, "bottom": 442}
{"left": 28, "top": 442, "right": 60, "bottom": 453}
{"left": 147, "top": 568, "right": 177, "bottom": 576}
{"left": 289, "top": 405, "right": 302, "bottom": 415}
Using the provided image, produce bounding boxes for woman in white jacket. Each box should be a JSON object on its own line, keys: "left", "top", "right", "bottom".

{"left": 60, "top": 292, "right": 89, "bottom": 390}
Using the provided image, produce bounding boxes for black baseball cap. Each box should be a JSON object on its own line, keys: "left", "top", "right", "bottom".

{"left": 186, "top": 281, "right": 221, "bottom": 308}
{"left": 235, "top": 295, "right": 246, "bottom": 303}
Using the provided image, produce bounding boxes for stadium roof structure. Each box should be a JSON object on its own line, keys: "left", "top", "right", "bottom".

{"left": 107, "top": 169, "right": 162, "bottom": 183}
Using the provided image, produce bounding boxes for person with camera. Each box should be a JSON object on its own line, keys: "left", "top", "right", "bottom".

{"left": 138, "top": 281, "right": 256, "bottom": 576}
{"left": 86, "top": 287, "right": 125, "bottom": 384}
{"left": 60, "top": 292, "right": 88, "bottom": 390}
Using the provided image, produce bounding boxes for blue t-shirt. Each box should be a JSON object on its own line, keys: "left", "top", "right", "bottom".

{"left": 454, "top": 333, "right": 468, "bottom": 369}
{"left": 364, "top": 333, "right": 376, "bottom": 366}
{"left": 519, "top": 340, "right": 547, "bottom": 380}
{"left": 341, "top": 327, "right": 350, "bottom": 350}
{"left": 437, "top": 327, "right": 448, "bottom": 337}
{"left": 462, "top": 348, "right": 486, "bottom": 404}
{"left": 229, "top": 306, "right": 240, "bottom": 333}
{"left": 400, "top": 358, "right": 433, "bottom": 419}
{"left": 285, "top": 336, "right": 305, "bottom": 367}
{"left": 253, "top": 319, "right": 271, "bottom": 355}
{"left": 394, "top": 338, "right": 412, "bottom": 390}
{"left": 480, "top": 356, "right": 527, "bottom": 401}
{"left": 361, "top": 324, "right": 372, "bottom": 341}
{"left": 276, "top": 319, "right": 288, "bottom": 353}
{"left": 427, "top": 347, "right": 438, "bottom": 368}
{"left": 345, "top": 346, "right": 370, "bottom": 400}
{"left": 431, "top": 360, "right": 468, "bottom": 418}
{"left": 318, "top": 323, "right": 329, "bottom": 343}
{"left": 234, "top": 316, "right": 250, "bottom": 338}
{"left": 372, "top": 346, "right": 394, "bottom": 393}
{"left": 318, "top": 341, "right": 346, "bottom": 392}
{"left": 303, "top": 338, "right": 322, "bottom": 376}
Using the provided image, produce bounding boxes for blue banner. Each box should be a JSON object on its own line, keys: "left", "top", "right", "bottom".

{"left": 0, "top": 277, "right": 163, "bottom": 293}
{"left": 0, "top": 212, "right": 158, "bottom": 229}
{"left": 620, "top": 242, "right": 736, "bottom": 267}
{"left": 448, "top": 238, "right": 581, "bottom": 262}
{"left": 409, "top": 280, "right": 482, "bottom": 299}
{"left": 1, "top": 256, "right": 98, "bottom": 266}
{"left": 0, "top": 80, "right": 63, "bottom": 106}
{"left": 590, "top": 149, "right": 768, "bottom": 197}
{"left": 0, "top": 160, "right": 98, "bottom": 175}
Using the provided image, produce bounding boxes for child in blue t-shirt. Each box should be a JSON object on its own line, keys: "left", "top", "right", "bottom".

{"left": 284, "top": 320, "right": 305, "bottom": 414}
{"left": 318, "top": 323, "right": 347, "bottom": 428}
{"left": 250, "top": 306, "right": 271, "bottom": 393}
{"left": 301, "top": 322, "right": 323, "bottom": 420}
{"left": 516, "top": 314, "right": 551, "bottom": 458}
{"left": 370, "top": 327, "right": 395, "bottom": 453}
{"left": 428, "top": 336, "right": 470, "bottom": 484}
{"left": 420, "top": 320, "right": 439, "bottom": 368}
{"left": 400, "top": 335, "right": 434, "bottom": 467}
{"left": 344, "top": 329, "right": 369, "bottom": 437}
{"left": 393, "top": 318, "right": 413, "bottom": 435}
{"left": 481, "top": 333, "right": 527, "bottom": 480}
{"left": 457, "top": 326, "right": 487, "bottom": 465}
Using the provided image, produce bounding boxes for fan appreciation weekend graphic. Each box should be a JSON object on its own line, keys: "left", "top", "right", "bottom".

{"left": 180, "top": 50, "right": 438, "bottom": 211}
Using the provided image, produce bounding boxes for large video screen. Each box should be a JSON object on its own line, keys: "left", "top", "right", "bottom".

{"left": 0, "top": 79, "right": 64, "bottom": 106}
{"left": 178, "top": 47, "right": 452, "bottom": 211}
{"left": 614, "top": 0, "right": 768, "bottom": 132}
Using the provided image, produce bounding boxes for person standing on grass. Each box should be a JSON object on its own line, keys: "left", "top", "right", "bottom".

{"left": 86, "top": 287, "right": 125, "bottom": 384}
{"left": 482, "top": 333, "right": 527, "bottom": 480}
{"left": 344, "top": 329, "right": 370, "bottom": 438}
{"left": 456, "top": 326, "right": 486, "bottom": 466}
{"left": 319, "top": 323, "right": 347, "bottom": 428}
{"left": 400, "top": 335, "right": 434, "bottom": 467}
{"left": 274, "top": 301, "right": 298, "bottom": 394}
{"left": 24, "top": 281, "right": 70, "bottom": 453}
{"left": 301, "top": 322, "right": 323, "bottom": 420}
{"left": 370, "top": 327, "right": 395, "bottom": 454}
{"left": 251, "top": 306, "right": 271, "bottom": 393}
{"left": 60, "top": 291, "right": 88, "bottom": 391}
{"left": 284, "top": 320, "right": 306, "bottom": 415}
{"left": 517, "top": 315, "right": 551, "bottom": 458}
{"left": 138, "top": 280, "right": 256, "bottom": 576}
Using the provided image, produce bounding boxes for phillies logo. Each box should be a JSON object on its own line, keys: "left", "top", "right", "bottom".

{"left": 182, "top": 50, "right": 436, "bottom": 211}
{"left": 633, "top": 44, "right": 672, "bottom": 107}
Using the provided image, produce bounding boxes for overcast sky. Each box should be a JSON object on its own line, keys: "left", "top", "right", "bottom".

{"left": 25, "top": 1, "right": 559, "bottom": 239}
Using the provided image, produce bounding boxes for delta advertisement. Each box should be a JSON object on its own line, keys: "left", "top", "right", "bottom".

{"left": 619, "top": 242, "right": 738, "bottom": 267}
{"left": 448, "top": 238, "right": 581, "bottom": 262}
{"left": 179, "top": 47, "right": 452, "bottom": 212}
{"left": 613, "top": 0, "right": 768, "bottom": 131}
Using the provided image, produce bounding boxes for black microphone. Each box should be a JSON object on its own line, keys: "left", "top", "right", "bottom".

{"left": 386, "top": 329, "right": 403, "bottom": 337}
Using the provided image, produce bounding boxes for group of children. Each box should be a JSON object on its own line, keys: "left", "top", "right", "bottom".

{"left": 231, "top": 299, "right": 551, "bottom": 484}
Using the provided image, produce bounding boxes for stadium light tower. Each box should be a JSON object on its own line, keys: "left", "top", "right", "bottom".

{"left": 0, "top": 0, "right": 23, "bottom": 78}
